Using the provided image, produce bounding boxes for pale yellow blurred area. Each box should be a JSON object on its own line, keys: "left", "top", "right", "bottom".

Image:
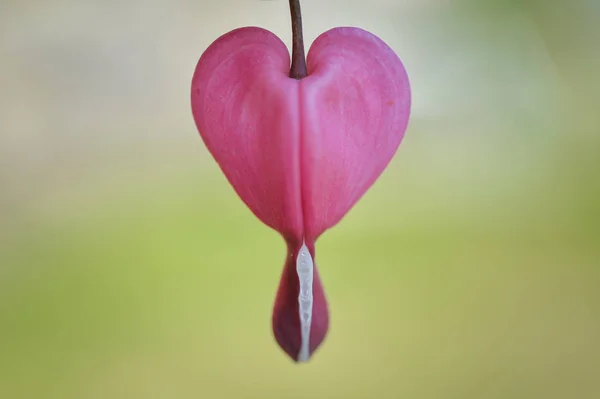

{"left": 0, "top": 1, "right": 599, "bottom": 398}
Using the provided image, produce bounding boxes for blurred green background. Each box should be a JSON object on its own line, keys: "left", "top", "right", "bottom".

{"left": 1, "top": 0, "right": 599, "bottom": 398}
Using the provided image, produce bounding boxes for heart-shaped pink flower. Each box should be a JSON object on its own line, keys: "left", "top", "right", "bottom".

{"left": 191, "top": 4, "right": 410, "bottom": 362}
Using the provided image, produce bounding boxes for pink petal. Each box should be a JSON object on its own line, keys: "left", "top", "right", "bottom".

{"left": 191, "top": 27, "right": 304, "bottom": 242}
{"left": 301, "top": 27, "right": 411, "bottom": 242}
{"left": 191, "top": 26, "right": 410, "bottom": 362}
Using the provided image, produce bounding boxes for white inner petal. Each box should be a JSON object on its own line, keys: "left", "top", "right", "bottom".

{"left": 296, "top": 241, "right": 314, "bottom": 362}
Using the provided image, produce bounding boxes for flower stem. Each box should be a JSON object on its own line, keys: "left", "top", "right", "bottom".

{"left": 289, "top": 0, "right": 307, "bottom": 79}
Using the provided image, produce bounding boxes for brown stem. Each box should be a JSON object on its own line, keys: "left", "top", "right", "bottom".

{"left": 289, "top": 0, "right": 307, "bottom": 79}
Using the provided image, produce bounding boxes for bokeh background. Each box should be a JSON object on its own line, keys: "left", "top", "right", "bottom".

{"left": 1, "top": 0, "right": 599, "bottom": 398}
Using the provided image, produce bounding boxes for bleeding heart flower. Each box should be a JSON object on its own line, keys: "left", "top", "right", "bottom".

{"left": 190, "top": 0, "right": 410, "bottom": 362}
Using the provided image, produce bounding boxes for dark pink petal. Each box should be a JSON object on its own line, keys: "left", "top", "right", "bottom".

{"left": 272, "top": 239, "right": 328, "bottom": 361}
